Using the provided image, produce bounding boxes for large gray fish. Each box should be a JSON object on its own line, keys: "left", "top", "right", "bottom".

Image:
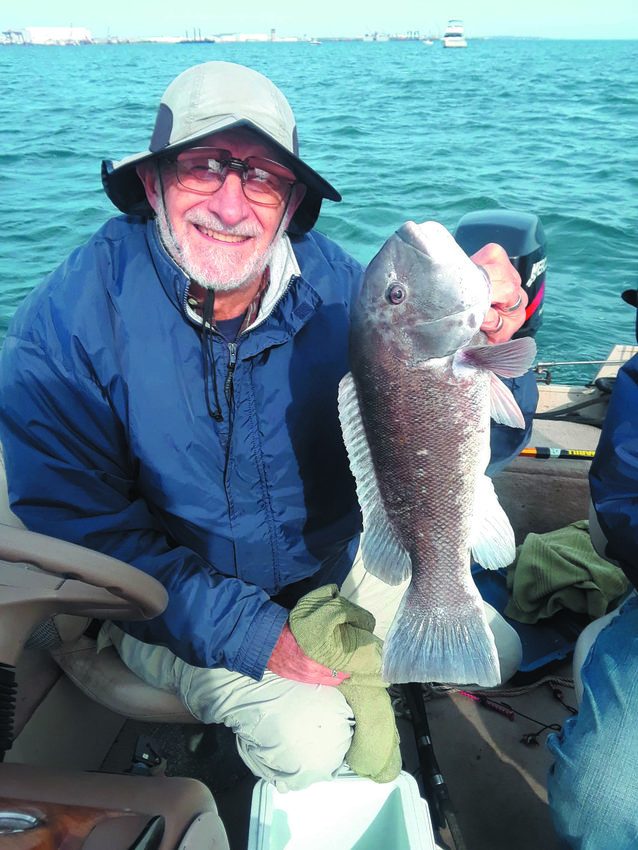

{"left": 338, "top": 221, "right": 536, "bottom": 686}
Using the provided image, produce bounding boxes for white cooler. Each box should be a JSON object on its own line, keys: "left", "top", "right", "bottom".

{"left": 247, "top": 770, "right": 437, "bottom": 850}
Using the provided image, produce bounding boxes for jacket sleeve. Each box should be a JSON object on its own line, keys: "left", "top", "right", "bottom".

{"left": 589, "top": 354, "right": 638, "bottom": 588}
{"left": 0, "top": 333, "right": 288, "bottom": 679}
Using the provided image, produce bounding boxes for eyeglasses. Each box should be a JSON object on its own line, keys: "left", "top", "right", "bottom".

{"left": 170, "top": 147, "right": 297, "bottom": 206}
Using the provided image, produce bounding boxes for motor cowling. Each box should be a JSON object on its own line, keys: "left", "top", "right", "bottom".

{"left": 454, "top": 209, "right": 546, "bottom": 339}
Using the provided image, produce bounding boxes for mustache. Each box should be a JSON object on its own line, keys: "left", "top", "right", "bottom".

{"left": 187, "top": 211, "right": 262, "bottom": 239}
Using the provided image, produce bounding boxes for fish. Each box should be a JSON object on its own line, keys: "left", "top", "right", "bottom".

{"left": 338, "top": 221, "right": 536, "bottom": 686}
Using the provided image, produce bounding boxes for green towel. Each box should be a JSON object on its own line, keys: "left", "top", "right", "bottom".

{"left": 289, "top": 584, "right": 401, "bottom": 783}
{"left": 505, "top": 520, "right": 629, "bottom": 624}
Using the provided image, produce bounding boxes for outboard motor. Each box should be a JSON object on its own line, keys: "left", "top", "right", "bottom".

{"left": 455, "top": 209, "right": 546, "bottom": 339}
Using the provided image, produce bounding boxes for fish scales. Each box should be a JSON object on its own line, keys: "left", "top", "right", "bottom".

{"left": 339, "top": 220, "right": 536, "bottom": 686}
{"left": 350, "top": 337, "right": 497, "bottom": 684}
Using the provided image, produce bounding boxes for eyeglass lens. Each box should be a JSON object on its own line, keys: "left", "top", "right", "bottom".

{"left": 175, "top": 148, "right": 296, "bottom": 206}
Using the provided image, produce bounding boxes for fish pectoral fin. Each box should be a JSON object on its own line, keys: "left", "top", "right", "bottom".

{"left": 338, "top": 373, "right": 411, "bottom": 586}
{"left": 381, "top": 587, "right": 501, "bottom": 687}
{"left": 470, "top": 474, "right": 516, "bottom": 569}
{"left": 463, "top": 336, "right": 537, "bottom": 378}
{"left": 489, "top": 373, "right": 526, "bottom": 428}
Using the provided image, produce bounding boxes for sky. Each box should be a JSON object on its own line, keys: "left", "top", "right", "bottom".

{"left": 4, "top": 0, "right": 638, "bottom": 41}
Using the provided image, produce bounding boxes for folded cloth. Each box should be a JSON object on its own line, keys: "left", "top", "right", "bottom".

{"left": 289, "top": 584, "right": 401, "bottom": 783}
{"left": 505, "top": 520, "right": 629, "bottom": 624}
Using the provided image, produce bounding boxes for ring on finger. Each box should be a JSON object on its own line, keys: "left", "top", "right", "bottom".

{"left": 504, "top": 294, "right": 523, "bottom": 313}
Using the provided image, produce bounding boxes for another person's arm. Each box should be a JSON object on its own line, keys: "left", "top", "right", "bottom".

{"left": 472, "top": 242, "right": 538, "bottom": 473}
{"left": 472, "top": 242, "right": 528, "bottom": 342}
{"left": 590, "top": 354, "right": 638, "bottom": 585}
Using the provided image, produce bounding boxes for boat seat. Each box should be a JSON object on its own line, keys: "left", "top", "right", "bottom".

{"left": 1, "top": 762, "right": 229, "bottom": 850}
{"left": 0, "top": 446, "right": 198, "bottom": 727}
{"left": 51, "top": 634, "right": 198, "bottom": 724}
{"left": 0, "top": 514, "right": 228, "bottom": 850}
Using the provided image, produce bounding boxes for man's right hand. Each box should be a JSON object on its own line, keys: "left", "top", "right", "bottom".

{"left": 266, "top": 621, "right": 349, "bottom": 686}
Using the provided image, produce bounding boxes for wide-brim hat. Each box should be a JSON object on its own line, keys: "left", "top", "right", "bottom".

{"left": 101, "top": 61, "right": 341, "bottom": 234}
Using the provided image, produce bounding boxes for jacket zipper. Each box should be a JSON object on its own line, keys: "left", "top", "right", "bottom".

{"left": 182, "top": 273, "right": 302, "bottom": 420}
{"left": 224, "top": 342, "right": 237, "bottom": 408}
{"left": 220, "top": 274, "right": 299, "bottom": 410}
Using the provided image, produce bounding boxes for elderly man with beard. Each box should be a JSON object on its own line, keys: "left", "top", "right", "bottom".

{"left": 0, "top": 61, "right": 531, "bottom": 790}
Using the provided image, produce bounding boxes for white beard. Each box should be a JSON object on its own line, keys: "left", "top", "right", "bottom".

{"left": 155, "top": 195, "right": 282, "bottom": 292}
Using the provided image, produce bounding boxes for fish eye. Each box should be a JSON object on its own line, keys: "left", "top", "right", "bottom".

{"left": 386, "top": 283, "right": 407, "bottom": 305}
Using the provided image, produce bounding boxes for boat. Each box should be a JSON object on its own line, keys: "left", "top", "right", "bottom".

{"left": 1, "top": 209, "right": 635, "bottom": 849}
{"left": 442, "top": 19, "right": 467, "bottom": 48}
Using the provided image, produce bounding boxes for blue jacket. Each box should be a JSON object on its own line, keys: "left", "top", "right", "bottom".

{"left": 0, "top": 216, "right": 364, "bottom": 678}
{"left": 0, "top": 215, "right": 535, "bottom": 678}
{"left": 590, "top": 353, "right": 638, "bottom": 590}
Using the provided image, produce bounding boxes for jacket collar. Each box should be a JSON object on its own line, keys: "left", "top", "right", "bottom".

{"left": 147, "top": 218, "right": 191, "bottom": 311}
{"left": 146, "top": 219, "right": 322, "bottom": 353}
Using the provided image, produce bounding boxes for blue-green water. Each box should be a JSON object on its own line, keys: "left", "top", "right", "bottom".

{"left": 2, "top": 39, "right": 637, "bottom": 382}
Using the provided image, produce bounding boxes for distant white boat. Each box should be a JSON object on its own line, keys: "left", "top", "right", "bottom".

{"left": 442, "top": 19, "right": 467, "bottom": 48}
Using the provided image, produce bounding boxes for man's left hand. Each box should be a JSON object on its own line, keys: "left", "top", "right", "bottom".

{"left": 472, "top": 243, "right": 528, "bottom": 344}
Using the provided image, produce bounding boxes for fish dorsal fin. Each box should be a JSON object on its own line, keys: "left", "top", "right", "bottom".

{"left": 490, "top": 373, "right": 526, "bottom": 428}
{"left": 463, "top": 336, "right": 537, "bottom": 378}
{"left": 470, "top": 474, "right": 516, "bottom": 569}
{"left": 338, "top": 373, "right": 412, "bottom": 586}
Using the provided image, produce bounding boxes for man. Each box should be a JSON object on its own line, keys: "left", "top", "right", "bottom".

{"left": 0, "top": 61, "right": 529, "bottom": 790}
{"left": 547, "top": 350, "right": 638, "bottom": 848}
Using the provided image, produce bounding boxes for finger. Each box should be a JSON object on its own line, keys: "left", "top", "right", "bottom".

{"left": 329, "top": 670, "right": 350, "bottom": 686}
{"left": 481, "top": 307, "right": 503, "bottom": 333}
{"left": 470, "top": 242, "right": 508, "bottom": 266}
{"left": 482, "top": 306, "right": 526, "bottom": 344}
{"left": 316, "top": 666, "right": 350, "bottom": 686}
{"left": 300, "top": 659, "right": 350, "bottom": 687}
{"left": 492, "top": 288, "right": 528, "bottom": 313}
{"left": 299, "top": 669, "right": 350, "bottom": 687}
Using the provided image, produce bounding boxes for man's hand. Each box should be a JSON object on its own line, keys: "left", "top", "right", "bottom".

{"left": 267, "top": 621, "right": 349, "bottom": 686}
{"left": 472, "top": 243, "right": 528, "bottom": 344}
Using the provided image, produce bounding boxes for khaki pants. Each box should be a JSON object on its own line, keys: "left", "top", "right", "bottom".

{"left": 107, "top": 548, "right": 521, "bottom": 791}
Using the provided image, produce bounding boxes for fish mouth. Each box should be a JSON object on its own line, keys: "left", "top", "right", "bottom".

{"left": 389, "top": 220, "right": 490, "bottom": 358}
{"left": 395, "top": 220, "right": 467, "bottom": 263}
{"left": 395, "top": 220, "right": 439, "bottom": 255}
{"left": 396, "top": 220, "right": 423, "bottom": 243}
{"left": 394, "top": 219, "right": 490, "bottom": 309}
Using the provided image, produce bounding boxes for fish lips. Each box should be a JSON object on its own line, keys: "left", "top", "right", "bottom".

{"left": 394, "top": 221, "right": 490, "bottom": 320}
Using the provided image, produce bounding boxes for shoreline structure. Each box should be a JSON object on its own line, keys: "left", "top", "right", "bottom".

{"left": 2, "top": 27, "right": 442, "bottom": 46}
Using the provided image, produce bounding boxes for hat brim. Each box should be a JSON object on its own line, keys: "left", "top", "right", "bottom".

{"left": 101, "top": 118, "right": 340, "bottom": 235}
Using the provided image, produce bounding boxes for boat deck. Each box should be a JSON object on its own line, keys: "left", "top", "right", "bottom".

{"left": 416, "top": 668, "right": 572, "bottom": 849}
{"left": 93, "top": 665, "right": 572, "bottom": 850}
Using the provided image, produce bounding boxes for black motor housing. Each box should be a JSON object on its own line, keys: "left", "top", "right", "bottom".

{"left": 454, "top": 209, "right": 546, "bottom": 338}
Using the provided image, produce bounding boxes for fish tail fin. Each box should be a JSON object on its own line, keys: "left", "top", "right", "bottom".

{"left": 381, "top": 587, "right": 501, "bottom": 687}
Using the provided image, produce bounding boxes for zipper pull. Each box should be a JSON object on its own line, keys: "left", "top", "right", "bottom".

{"left": 224, "top": 343, "right": 237, "bottom": 406}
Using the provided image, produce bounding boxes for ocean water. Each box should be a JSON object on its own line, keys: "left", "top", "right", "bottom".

{"left": 1, "top": 39, "right": 637, "bottom": 383}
